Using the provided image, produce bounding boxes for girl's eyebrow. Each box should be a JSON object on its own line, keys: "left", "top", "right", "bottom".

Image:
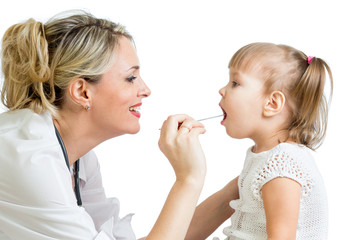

{"left": 230, "top": 71, "right": 239, "bottom": 77}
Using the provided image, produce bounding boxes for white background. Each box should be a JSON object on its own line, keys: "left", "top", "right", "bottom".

{"left": 1, "top": 0, "right": 359, "bottom": 239}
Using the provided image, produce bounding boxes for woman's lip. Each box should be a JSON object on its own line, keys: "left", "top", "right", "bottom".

{"left": 129, "top": 102, "right": 142, "bottom": 118}
{"left": 130, "top": 103, "right": 142, "bottom": 107}
{"left": 130, "top": 111, "right": 141, "bottom": 118}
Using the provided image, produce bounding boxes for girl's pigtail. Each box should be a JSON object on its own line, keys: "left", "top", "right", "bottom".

{"left": 1, "top": 18, "right": 57, "bottom": 115}
{"left": 289, "top": 56, "right": 333, "bottom": 149}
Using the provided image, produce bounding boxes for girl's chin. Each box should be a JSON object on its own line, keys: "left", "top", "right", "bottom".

{"left": 225, "top": 128, "right": 243, "bottom": 139}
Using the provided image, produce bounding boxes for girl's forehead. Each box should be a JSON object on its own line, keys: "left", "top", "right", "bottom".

{"left": 229, "top": 61, "right": 265, "bottom": 77}
{"left": 229, "top": 67, "right": 264, "bottom": 84}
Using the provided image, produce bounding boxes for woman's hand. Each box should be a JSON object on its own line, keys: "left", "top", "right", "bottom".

{"left": 143, "top": 114, "right": 206, "bottom": 240}
{"left": 158, "top": 114, "right": 207, "bottom": 182}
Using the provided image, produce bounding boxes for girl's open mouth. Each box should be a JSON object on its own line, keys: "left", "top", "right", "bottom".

{"left": 220, "top": 105, "right": 227, "bottom": 124}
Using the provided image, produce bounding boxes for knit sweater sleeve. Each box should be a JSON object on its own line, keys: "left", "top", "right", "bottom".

{"left": 251, "top": 149, "right": 314, "bottom": 201}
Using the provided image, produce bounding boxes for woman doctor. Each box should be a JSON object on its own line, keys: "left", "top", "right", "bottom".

{"left": 0, "top": 11, "right": 238, "bottom": 240}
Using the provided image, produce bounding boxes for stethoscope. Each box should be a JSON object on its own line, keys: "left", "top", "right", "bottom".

{"left": 54, "top": 125, "right": 82, "bottom": 206}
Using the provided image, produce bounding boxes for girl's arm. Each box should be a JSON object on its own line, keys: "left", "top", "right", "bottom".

{"left": 262, "top": 177, "right": 301, "bottom": 240}
{"left": 185, "top": 176, "right": 239, "bottom": 240}
{"left": 141, "top": 115, "right": 207, "bottom": 240}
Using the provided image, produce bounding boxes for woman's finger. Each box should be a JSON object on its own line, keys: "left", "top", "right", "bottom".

{"left": 161, "top": 114, "right": 193, "bottom": 136}
{"left": 188, "top": 126, "right": 206, "bottom": 136}
{"left": 178, "top": 123, "right": 192, "bottom": 134}
{"left": 177, "top": 119, "right": 204, "bottom": 135}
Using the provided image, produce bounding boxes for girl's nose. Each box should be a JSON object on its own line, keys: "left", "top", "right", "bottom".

{"left": 219, "top": 86, "right": 226, "bottom": 97}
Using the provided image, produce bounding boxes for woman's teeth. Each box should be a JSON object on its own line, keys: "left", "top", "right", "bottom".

{"left": 129, "top": 106, "right": 140, "bottom": 112}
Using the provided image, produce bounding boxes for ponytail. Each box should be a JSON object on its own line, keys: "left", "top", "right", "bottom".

{"left": 228, "top": 43, "right": 333, "bottom": 150}
{"left": 1, "top": 18, "right": 57, "bottom": 115}
{"left": 1, "top": 10, "right": 132, "bottom": 117}
{"left": 289, "top": 56, "right": 333, "bottom": 150}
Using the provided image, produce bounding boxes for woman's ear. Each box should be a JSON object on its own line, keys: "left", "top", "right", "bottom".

{"left": 263, "top": 91, "right": 286, "bottom": 117}
{"left": 68, "top": 78, "right": 91, "bottom": 110}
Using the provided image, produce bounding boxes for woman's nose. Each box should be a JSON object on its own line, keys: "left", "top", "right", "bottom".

{"left": 138, "top": 79, "right": 151, "bottom": 98}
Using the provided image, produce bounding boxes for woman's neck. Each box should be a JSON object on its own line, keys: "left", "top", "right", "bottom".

{"left": 53, "top": 109, "right": 104, "bottom": 166}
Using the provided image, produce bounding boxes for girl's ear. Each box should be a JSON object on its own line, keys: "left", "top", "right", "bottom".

{"left": 263, "top": 91, "right": 286, "bottom": 117}
{"left": 68, "top": 78, "right": 91, "bottom": 110}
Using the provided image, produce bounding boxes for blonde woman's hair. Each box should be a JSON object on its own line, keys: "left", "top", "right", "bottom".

{"left": 229, "top": 43, "right": 333, "bottom": 150}
{"left": 1, "top": 10, "right": 132, "bottom": 116}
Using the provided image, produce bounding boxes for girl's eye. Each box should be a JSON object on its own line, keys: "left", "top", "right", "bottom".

{"left": 126, "top": 75, "right": 137, "bottom": 83}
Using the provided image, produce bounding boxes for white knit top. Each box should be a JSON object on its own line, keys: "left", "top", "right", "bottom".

{"left": 222, "top": 143, "right": 328, "bottom": 240}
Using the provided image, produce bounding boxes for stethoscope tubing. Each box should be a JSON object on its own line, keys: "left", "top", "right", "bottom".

{"left": 54, "top": 125, "right": 82, "bottom": 206}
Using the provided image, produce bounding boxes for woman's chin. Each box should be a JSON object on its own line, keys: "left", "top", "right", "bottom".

{"left": 113, "top": 123, "right": 140, "bottom": 136}
{"left": 126, "top": 125, "right": 141, "bottom": 134}
{"left": 129, "top": 128, "right": 140, "bottom": 134}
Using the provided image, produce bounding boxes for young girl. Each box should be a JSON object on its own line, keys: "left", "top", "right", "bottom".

{"left": 217, "top": 43, "right": 333, "bottom": 239}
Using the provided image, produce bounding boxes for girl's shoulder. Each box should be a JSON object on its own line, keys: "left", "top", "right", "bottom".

{"left": 250, "top": 143, "right": 316, "bottom": 200}
{"left": 256, "top": 142, "right": 316, "bottom": 179}
{"left": 271, "top": 142, "right": 313, "bottom": 161}
{"left": 246, "top": 142, "right": 312, "bottom": 164}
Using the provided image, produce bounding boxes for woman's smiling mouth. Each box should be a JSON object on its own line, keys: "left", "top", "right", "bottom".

{"left": 129, "top": 103, "right": 141, "bottom": 118}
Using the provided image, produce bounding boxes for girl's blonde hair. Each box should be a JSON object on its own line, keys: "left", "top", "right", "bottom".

{"left": 1, "top": 10, "right": 132, "bottom": 117}
{"left": 229, "top": 43, "right": 333, "bottom": 150}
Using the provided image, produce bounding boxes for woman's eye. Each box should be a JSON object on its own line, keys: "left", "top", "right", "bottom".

{"left": 231, "top": 81, "right": 239, "bottom": 87}
{"left": 126, "top": 75, "right": 137, "bottom": 83}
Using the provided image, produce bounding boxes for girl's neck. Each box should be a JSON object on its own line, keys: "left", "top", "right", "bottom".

{"left": 251, "top": 130, "right": 296, "bottom": 153}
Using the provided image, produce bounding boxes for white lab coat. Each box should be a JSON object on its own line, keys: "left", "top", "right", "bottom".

{"left": 0, "top": 109, "right": 136, "bottom": 240}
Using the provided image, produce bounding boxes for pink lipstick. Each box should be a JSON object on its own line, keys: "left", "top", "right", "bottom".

{"left": 129, "top": 103, "right": 141, "bottom": 118}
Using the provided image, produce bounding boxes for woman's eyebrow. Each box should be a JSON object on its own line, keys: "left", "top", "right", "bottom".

{"left": 127, "top": 66, "right": 140, "bottom": 71}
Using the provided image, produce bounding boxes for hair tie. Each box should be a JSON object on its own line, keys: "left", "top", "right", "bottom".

{"left": 308, "top": 56, "right": 314, "bottom": 64}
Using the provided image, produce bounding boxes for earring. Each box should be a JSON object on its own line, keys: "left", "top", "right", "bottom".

{"left": 85, "top": 105, "right": 90, "bottom": 111}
